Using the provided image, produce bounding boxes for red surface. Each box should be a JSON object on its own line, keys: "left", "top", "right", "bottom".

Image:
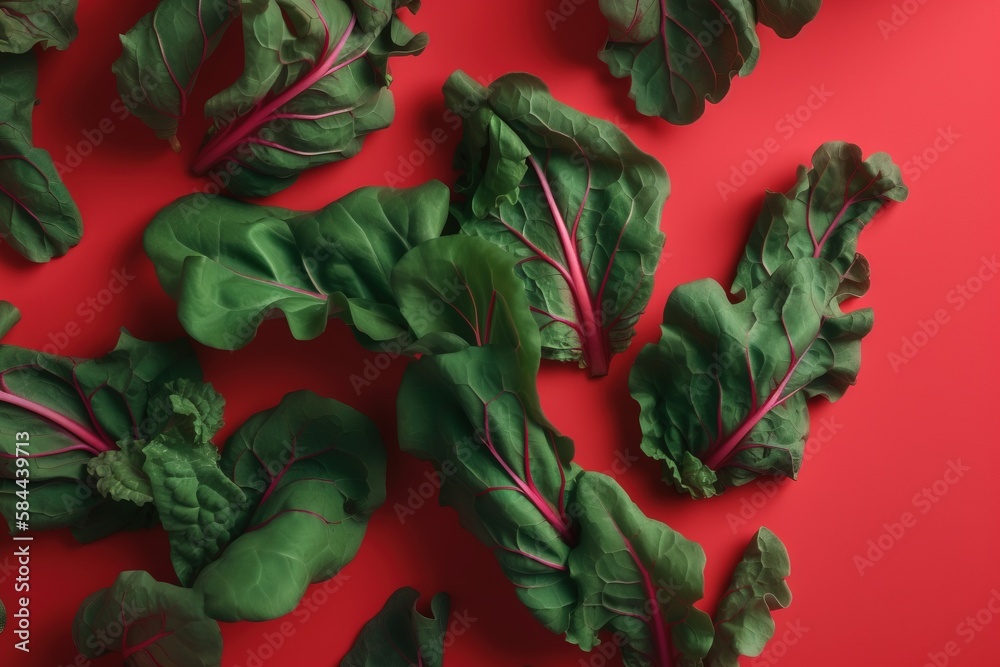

{"left": 2, "top": 1, "right": 999, "bottom": 665}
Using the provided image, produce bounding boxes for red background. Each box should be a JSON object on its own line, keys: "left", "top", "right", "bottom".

{"left": 2, "top": 1, "right": 999, "bottom": 665}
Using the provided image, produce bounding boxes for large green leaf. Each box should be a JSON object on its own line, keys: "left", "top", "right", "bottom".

{"left": 597, "top": 0, "right": 760, "bottom": 124}
{"left": 446, "top": 71, "right": 668, "bottom": 377}
{"left": 0, "top": 52, "right": 82, "bottom": 262}
{"left": 112, "top": 0, "right": 239, "bottom": 148}
{"left": 630, "top": 258, "right": 871, "bottom": 498}
{"left": 190, "top": 0, "right": 427, "bottom": 196}
{"left": 568, "top": 472, "right": 714, "bottom": 663}
{"left": 0, "top": 0, "right": 77, "bottom": 53}
{"left": 732, "top": 142, "right": 908, "bottom": 297}
{"left": 706, "top": 527, "right": 792, "bottom": 666}
{"left": 398, "top": 345, "right": 583, "bottom": 640}
{"left": 193, "top": 390, "right": 386, "bottom": 621}
{"left": 144, "top": 181, "right": 450, "bottom": 350}
{"left": 341, "top": 588, "right": 451, "bottom": 667}
{"left": 73, "top": 571, "right": 222, "bottom": 667}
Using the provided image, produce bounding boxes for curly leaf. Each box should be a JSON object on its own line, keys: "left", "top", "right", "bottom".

{"left": 732, "top": 142, "right": 908, "bottom": 297}
{"left": 0, "top": 0, "right": 77, "bottom": 53}
{"left": 112, "top": 0, "right": 239, "bottom": 148}
{"left": 191, "top": 0, "right": 427, "bottom": 196}
{"left": 630, "top": 259, "right": 871, "bottom": 498}
{"left": 144, "top": 181, "right": 449, "bottom": 350}
{"left": 0, "top": 52, "right": 82, "bottom": 262}
{"left": 398, "top": 345, "right": 583, "bottom": 640}
{"left": 597, "top": 0, "right": 760, "bottom": 124}
{"left": 568, "top": 472, "right": 714, "bottom": 664}
{"left": 192, "top": 390, "right": 386, "bottom": 621}
{"left": 341, "top": 588, "right": 451, "bottom": 667}
{"left": 447, "top": 71, "right": 667, "bottom": 376}
{"left": 754, "top": 0, "right": 821, "bottom": 38}
{"left": 88, "top": 438, "right": 154, "bottom": 506}
{"left": 73, "top": 571, "right": 222, "bottom": 667}
{"left": 706, "top": 527, "right": 792, "bottom": 666}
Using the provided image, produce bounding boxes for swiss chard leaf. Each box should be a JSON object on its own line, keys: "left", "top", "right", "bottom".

{"left": 341, "top": 587, "right": 451, "bottom": 667}
{"left": 0, "top": 0, "right": 78, "bottom": 53}
{"left": 597, "top": 0, "right": 760, "bottom": 124}
{"left": 190, "top": 0, "right": 427, "bottom": 197}
{"left": 706, "top": 527, "right": 792, "bottom": 667}
{"left": 0, "top": 330, "right": 206, "bottom": 537}
{"left": 754, "top": 0, "right": 822, "bottom": 38}
{"left": 0, "top": 52, "right": 83, "bottom": 262}
{"left": 192, "top": 390, "right": 386, "bottom": 621}
{"left": 112, "top": 0, "right": 239, "bottom": 148}
{"left": 447, "top": 71, "right": 668, "bottom": 377}
{"left": 630, "top": 258, "right": 871, "bottom": 498}
{"left": 732, "top": 142, "right": 908, "bottom": 298}
{"left": 398, "top": 345, "right": 583, "bottom": 641}
{"left": 73, "top": 570, "right": 222, "bottom": 667}
{"left": 144, "top": 181, "right": 450, "bottom": 350}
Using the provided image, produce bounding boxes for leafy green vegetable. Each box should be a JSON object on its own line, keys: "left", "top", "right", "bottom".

{"left": 0, "top": 52, "right": 83, "bottom": 262}
{"left": 112, "top": 0, "right": 238, "bottom": 150}
{"left": 144, "top": 181, "right": 450, "bottom": 350}
{"left": 0, "top": 0, "right": 78, "bottom": 53}
{"left": 597, "top": 0, "right": 821, "bottom": 123}
{"left": 0, "top": 301, "right": 19, "bottom": 338}
{"left": 630, "top": 143, "right": 906, "bottom": 498}
{"left": 446, "top": 71, "right": 668, "bottom": 376}
{"left": 195, "top": 390, "right": 386, "bottom": 621}
{"left": 341, "top": 587, "right": 451, "bottom": 667}
{"left": 0, "top": 330, "right": 211, "bottom": 539}
{"left": 706, "top": 527, "right": 792, "bottom": 666}
{"left": 73, "top": 570, "right": 222, "bottom": 667}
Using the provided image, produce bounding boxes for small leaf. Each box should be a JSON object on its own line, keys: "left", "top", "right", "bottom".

{"left": 0, "top": 301, "right": 19, "bottom": 338}
{"left": 706, "top": 527, "right": 792, "bottom": 666}
{"left": 754, "top": 0, "right": 821, "bottom": 38}
{"left": 341, "top": 588, "right": 451, "bottom": 667}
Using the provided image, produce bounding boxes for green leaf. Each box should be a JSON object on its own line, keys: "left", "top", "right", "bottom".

{"left": 446, "top": 71, "right": 667, "bottom": 377}
{"left": 630, "top": 258, "right": 871, "bottom": 498}
{"left": 398, "top": 345, "right": 583, "bottom": 641}
{"left": 597, "top": 0, "right": 760, "bottom": 123}
{"left": 0, "top": 52, "right": 82, "bottom": 262}
{"left": 568, "top": 472, "right": 714, "bottom": 664}
{"left": 341, "top": 588, "right": 451, "bottom": 667}
{"left": 0, "top": 0, "right": 78, "bottom": 53}
{"left": 112, "top": 0, "right": 239, "bottom": 147}
{"left": 0, "top": 330, "right": 205, "bottom": 535}
{"left": 73, "top": 570, "right": 222, "bottom": 667}
{"left": 754, "top": 0, "right": 822, "bottom": 38}
{"left": 732, "top": 142, "right": 908, "bottom": 297}
{"left": 191, "top": 0, "right": 427, "bottom": 196}
{"left": 192, "top": 390, "right": 386, "bottom": 621}
{"left": 705, "top": 527, "right": 792, "bottom": 666}
{"left": 144, "top": 181, "right": 450, "bottom": 350}
{"left": 0, "top": 301, "right": 19, "bottom": 338}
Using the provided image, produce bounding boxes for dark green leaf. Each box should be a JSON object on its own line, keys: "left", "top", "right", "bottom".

{"left": 754, "top": 0, "right": 821, "bottom": 38}
{"left": 0, "top": 301, "right": 19, "bottom": 338}
{"left": 732, "top": 142, "right": 907, "bottom": 298}
{"left": 447, "top": 71, "right": 667, "bottom": 376}
{"left": 341, "top": 587, "right": 451, "bottom": 667}
{"left": 144, "top": 181, "right": 450, "bottom": 350}
{"left": 706, "top": 527, "right": 792, "bottom": 666}
{"left": 630, "top": 259, "right": 871, "bottom": 498}
{"left": 568, "top": 472, "right": 714, "bottom": 664}
{"left": 0, "top": 52, "right": 82, "bottom": 262}
{"left": 193, "top": 390, "right": 386, "bottom": 621}
{"left": 73, "top": 570, "right": 222, "bottom": 667}
{"left": 192, "top": 0, "right": 427, "bottom": 196}
{"left": 398, "top": 345, "right": 583, "bottom": 640}
{"left": 112, "top": 0, "right": 238, "bottom": 147}
{"left": 0, "top": 0, "right": 78, "bottom": 53}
